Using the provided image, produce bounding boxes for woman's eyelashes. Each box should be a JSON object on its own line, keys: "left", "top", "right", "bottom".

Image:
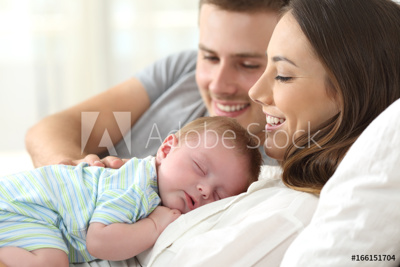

{"left": 275, "top": 75, "right": 293, "bottom": 82}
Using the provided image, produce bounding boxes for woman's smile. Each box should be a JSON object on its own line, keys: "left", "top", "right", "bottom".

{"left": 265, "top": 113, "right": 286, "bottom": 132}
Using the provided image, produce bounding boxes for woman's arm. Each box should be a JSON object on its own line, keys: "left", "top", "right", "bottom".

{"left": 25, "top": 78, "right": 150, "bottom": 167}
{"left": 86, "top": 206, "right": 181, "bottom": 261}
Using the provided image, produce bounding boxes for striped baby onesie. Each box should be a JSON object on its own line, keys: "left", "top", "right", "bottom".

{"left": 0, "top": 156, "right": 160, "bottom": 263}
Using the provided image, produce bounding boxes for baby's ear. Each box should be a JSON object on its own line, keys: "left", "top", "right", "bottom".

{"left": 156, "top": 134, "right": 178, "bottom": 162}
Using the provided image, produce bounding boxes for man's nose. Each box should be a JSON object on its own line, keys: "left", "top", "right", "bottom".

{"left": 209, "top": 63, "right": 237, "bottom": 96}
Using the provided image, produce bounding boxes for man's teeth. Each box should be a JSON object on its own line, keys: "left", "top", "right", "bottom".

{"left": 267, "top": 116, "right": 285, "bottom": 126}
{"left": 217, "top": 103, "right": 248, "bottom": 112}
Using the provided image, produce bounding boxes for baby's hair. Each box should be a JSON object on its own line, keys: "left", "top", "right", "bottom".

{"left": 175, "top": 116, "right": 263, "bottom": 186}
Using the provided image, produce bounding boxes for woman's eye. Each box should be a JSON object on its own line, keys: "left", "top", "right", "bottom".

{"left": 275, "top": 75, "right": 292, "bottom": 82}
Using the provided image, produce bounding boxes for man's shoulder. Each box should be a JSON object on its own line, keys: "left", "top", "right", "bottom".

{"left": 162, "top": 49, "right": 197, "bottom": 73}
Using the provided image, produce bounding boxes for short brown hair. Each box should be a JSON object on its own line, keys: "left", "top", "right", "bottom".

{"left": 199, "top": 0, "right": 289, "bottom": 13}
{"left": 176, "top": 116, "right": 263, "bottom": 186}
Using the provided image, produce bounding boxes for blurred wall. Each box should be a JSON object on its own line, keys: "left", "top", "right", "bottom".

{"left": 0, "top": 0, "right": 198, "bottom": 152}
{"left": 1, "top": 0, "right": 399, "bottom": 152}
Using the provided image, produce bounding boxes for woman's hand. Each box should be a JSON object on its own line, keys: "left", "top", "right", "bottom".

{"left": 59, "top": 154, "right": 129, "bottom": 169}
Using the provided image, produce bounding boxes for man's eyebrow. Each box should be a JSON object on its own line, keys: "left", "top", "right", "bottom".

{"left": 271, "top": 55, "right": 298, "bottom": 67}
{"left": 198, "top": 43, "right": 265, "bottom": 58}
{"left": 198, "top": 44, "right": 214, "bottom": 53}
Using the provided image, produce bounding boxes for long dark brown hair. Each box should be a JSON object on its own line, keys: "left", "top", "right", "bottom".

{"left": 282, "top": 0, "right": 400, "bottom": 194}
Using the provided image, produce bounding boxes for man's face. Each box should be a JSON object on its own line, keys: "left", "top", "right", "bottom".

{"left": 196, "top": 4, "right": 279, "bottom": 144}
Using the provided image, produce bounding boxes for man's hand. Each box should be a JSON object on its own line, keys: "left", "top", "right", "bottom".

{"left": 59, "top": 154, "right": 129, "bottom": 168}
{"left": 148, "top": 206, "right": 182, "bottom": 235}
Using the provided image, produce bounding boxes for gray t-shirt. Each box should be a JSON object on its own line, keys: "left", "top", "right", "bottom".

{"left": 114, "top": 50, "right": 206, "bottom": 158}
{"left": 114, "top": 50, "right": 277, "bottom": 165}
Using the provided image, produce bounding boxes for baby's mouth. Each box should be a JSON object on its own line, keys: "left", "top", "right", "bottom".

{"left": 185, "top": 192, "right": 195, "bottom": 211}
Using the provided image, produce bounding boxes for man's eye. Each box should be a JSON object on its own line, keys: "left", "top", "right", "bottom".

{"left": 275, "top": 75, "right": 292, "bottom": 82}
{"left": 242, "top": 63, "right": 260, "bottom": 69}
{"left": 203, "top": 55, "right": 219, "bottom": 62}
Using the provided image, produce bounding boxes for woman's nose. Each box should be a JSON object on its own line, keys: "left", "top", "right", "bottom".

{"left": 249, "top": 70, "right": 273, "bottom": 106}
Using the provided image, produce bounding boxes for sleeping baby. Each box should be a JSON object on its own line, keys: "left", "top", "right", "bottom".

{"left": 0, "top": 116, "right": 262, "bottom": 266}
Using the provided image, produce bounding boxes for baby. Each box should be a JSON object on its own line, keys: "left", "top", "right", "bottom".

{"left": 0, "top": 116, "right": 262, "bottom": 266}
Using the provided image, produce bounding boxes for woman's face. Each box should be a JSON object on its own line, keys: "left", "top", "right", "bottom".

{"left": 249, "top": 12, "right": 339, "bottom": 161}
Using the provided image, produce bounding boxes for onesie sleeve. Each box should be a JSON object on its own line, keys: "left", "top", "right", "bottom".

{"left": 90, "top": 157, "right": 161, "bottom": 225}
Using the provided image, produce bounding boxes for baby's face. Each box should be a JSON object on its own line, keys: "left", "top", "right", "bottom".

{"left": 157, "top": 132, "right": 251, "bottom": 214}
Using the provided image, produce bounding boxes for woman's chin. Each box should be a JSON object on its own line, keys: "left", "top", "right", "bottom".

{"left": 263, "top": 144, "right": 284, "bottom": 162}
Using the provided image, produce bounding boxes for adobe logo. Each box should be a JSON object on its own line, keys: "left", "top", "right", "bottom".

{"left": 81, "top": 112, "right": 131, "bottom": 155}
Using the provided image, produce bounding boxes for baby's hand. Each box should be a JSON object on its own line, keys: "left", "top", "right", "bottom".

{"left": 148, "top": 206, "right": 181, "bottom": 234}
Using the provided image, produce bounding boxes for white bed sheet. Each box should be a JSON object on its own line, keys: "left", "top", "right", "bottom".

{"left": 70, "top": 258, "right": 139, "bottom": 267}
{"left": 2, "top": 153, "right": 317, "bottom": 267}
{"left": 0, "top": 150, "right": 34, "bottom": 176}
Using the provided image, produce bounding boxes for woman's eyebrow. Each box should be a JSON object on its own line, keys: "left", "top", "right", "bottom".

{"left": 272, "top": 56, "right": 298, "bottom": 67}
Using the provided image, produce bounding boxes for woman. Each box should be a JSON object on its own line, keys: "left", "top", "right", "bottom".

{"left": 250, "top": 0, "right": 400, "bottom": 193}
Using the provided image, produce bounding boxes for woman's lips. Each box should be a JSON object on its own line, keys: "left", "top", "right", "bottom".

{"left": 265, "top": 114, "right": 286, "bottom": 132}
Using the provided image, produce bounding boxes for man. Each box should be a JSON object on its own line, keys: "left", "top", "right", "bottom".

{"left": 26, "top": 0, "right": 287, "bottom": 168}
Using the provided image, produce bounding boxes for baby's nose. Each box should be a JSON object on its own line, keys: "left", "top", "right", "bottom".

{"left": 197, "top": 184, "right": 214, "bottom": 202}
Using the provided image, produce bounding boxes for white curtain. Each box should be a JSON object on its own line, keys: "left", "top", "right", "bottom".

{"left": 0, "top": 0, "right": 198, "bottom": 152}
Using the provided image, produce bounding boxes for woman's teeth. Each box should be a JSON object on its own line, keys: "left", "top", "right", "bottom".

{"left": 217, "top": 103, "right": 248, "bottom": 112}
{"left": 267, "top": 116, "right": 285, "bottom": 126}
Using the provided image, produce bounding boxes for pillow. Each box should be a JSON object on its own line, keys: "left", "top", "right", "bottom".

{"left": 138, "top": 166, "right": 319, "bottom": 266}
{"left": 281, "top": 99, "right": 400, "bottom": 267}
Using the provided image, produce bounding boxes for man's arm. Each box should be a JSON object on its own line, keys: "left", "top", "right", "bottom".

{"left": 86, "top": 206, "right": 181, "bottom": 261}
{"left": 25, "top": 78, "right": 150, "bottom": 167}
